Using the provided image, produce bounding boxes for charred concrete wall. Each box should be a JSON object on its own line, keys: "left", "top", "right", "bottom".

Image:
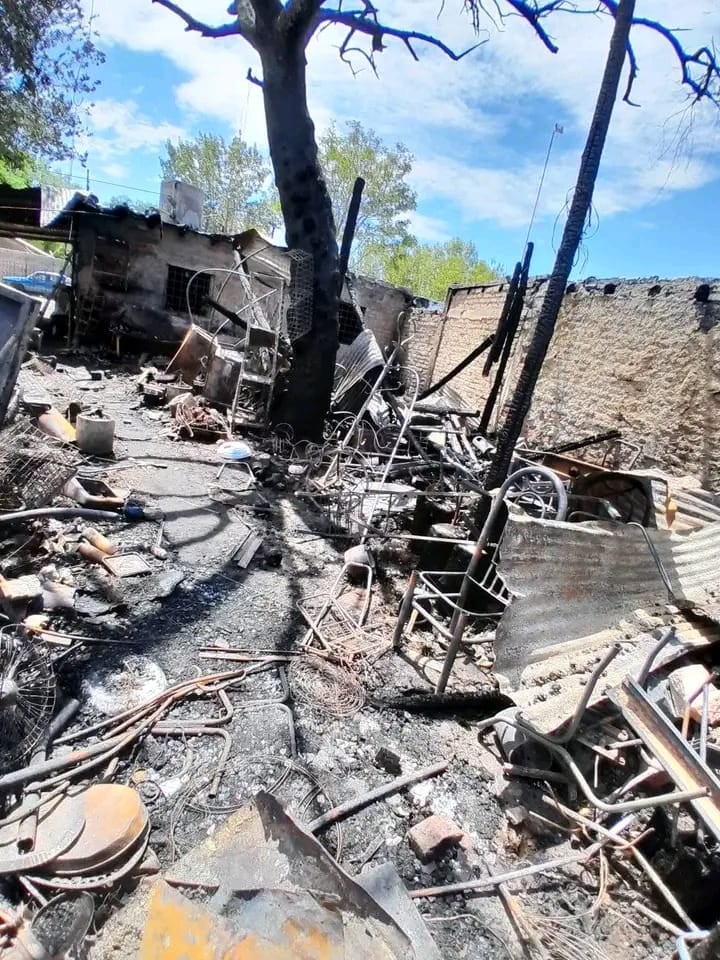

{"left": 416, "top": 278, "right": 720, "bottom": 488}
{"left": 75, "top": 213, "right": 243, "bottom": 345}
{"left": 349, "top": 274, "right": 414, "bottom": 352}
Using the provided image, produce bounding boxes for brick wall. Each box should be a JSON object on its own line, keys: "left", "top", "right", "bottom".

{"left": 430, "top": 283, "right": 509, "bottom": 405}
{"left": 417, "top": 277, "right": 720, "bottom": 489}
{"left": 403, "top": 306, "right": 444, "bottom": 390}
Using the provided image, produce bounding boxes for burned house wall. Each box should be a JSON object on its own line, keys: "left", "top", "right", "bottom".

{"left": 426, "top": 283, "right": 509, "bottom": 406}
{"left": 427, "top": 278, "right": 720, "bottom": 488}
{"left": 74, "top": 214, "right": 244, "bottom": 345}
{"left": 403, "top": 306, "right": 445, "bottom": 391}
{"left": 349, "top": 275, "right": 414, "bottom": 352}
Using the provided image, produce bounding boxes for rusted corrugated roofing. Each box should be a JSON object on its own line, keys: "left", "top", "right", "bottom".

{"left": 494, "top": 511, "right": 720, "bottom": 685}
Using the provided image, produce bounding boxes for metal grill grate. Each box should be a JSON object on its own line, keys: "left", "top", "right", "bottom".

{"left": 0, "top": 420, "right": 81, "bottom": 511}
{"left": 285, "top": 250, "right": 313, "bottom": 341}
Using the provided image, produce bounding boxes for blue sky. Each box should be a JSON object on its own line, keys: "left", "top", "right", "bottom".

{"left": 69, "top": 1, "right": 720, "bottom": 279}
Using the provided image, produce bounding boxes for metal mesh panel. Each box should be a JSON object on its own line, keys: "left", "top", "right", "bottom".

{"left": 0, "top": 420, "right": 81, "bottom": 510}
{"left": 285, "top": 250, "right": 313, "bottom": 341}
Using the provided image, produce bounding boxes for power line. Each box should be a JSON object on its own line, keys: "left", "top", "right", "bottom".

{"left": 64, "top": 173, "right": 160, "bottom": 197}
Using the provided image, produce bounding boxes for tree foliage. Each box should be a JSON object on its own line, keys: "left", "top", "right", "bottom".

{"left": 318, "top": 121, "right": 416, "bottom": 267}
{"left": 160, "top": 131, "right": 280, "bottom": 235}
{"left": 379, "top": 238, "right": 497, "bottom": 302}
{"left": 105, "top": 194, "right": 144, "bottom": 212}
{"left": 0, "top": 156, "right": 35, "bottom": 189}
{"left": 0, "top": 1, "right": 104, "bottom": 166}
{"left": 0, "top": 156, "right": 72, "bottom": 190}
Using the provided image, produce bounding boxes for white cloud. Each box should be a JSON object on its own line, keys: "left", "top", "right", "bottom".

{"left": 80, "top": 98, "right": 186, "bottom": 171}
{"left": 102, "top": 161, "right": 130, "bottom": 180}
{"left": 407, "top": 210, "right": 453, "bottom": 243}
{"left": 83, "top": 0, "right": 720, "bottom": 237}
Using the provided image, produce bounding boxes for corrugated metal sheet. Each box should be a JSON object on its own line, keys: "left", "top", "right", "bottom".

{"left": 494, "top": 511, "right": 720, "bottom": 685}
{"left": 512, "top": 618, "right": 720, "bottom": 733}
{"left": 671, "top": 487, "right": 720, "bottom": 530}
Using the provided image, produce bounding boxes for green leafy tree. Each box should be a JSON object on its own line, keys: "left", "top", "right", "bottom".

{"left": 0, "top": 1, "right": 103, "bottom": 166}
{"left": 381, "top": 238, "right": 497, "bottom": 301}
{"left": 0, "top": 156, "right": 35, "bottom": 189}
{"left": 318, "top": 121, "right": 415, "bottom": 269}
{"left": 0, "top": 156, "right": 75, "bottom": 191}
{"left": 160, "top": 131, "right": 280, "bottom": 235}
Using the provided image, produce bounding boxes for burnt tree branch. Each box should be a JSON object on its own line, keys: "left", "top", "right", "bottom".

{"left": 465, "top": 1, "right": 720, "bottom": 105}
{"left": 314, "top": 6, "right": 486, "bottom": 63}
{"left": 151, "top": 0, "right": 243, "bottom": 38}
{"left": 596, "top": 0, "right": 720, "bottom": 103}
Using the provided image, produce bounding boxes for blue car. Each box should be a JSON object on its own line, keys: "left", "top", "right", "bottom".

{"left": 2, "top": 271, "right": 71, "bottom": 297}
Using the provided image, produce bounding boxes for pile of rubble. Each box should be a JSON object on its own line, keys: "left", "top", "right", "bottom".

{"left": 0, "top": 277, "right": 719, "bottom": 960}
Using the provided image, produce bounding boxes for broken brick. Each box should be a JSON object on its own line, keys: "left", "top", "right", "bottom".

{"left": 408, "top": 814, "right": 464, "bottom": 863}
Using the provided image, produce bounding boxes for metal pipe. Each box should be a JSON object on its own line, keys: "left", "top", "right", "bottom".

{"left": 480, "top": 248, "right": 532, "bottom": 435}
{"left": 546, "top": 428, "right": 622, "bottom": 455}
{"left": 392, "top": 570, "right": 418, "bottom": 649}
{"left": 627, "top": 522, "right": 674, "bottom": 601}
{"left": 308, "top": 759, "right": 448, "bottom": 833}
{"left": 483, "top": 260, "right": 523, "bottom": 375}
{"left": 26, "top": 705, "right": 165, "bottom": 793}
{"left": 632, "top": 903, "right": 684, "bottom": 938}
{"left": 482, "top": 714, "right": 708, "bottom": 814}
{"left": 676, "top": 931, "right": 710, "bottom": 960}
{"left": 0, "top": 734, "right": 127, "bottom": 793}
{"left": 435, "top": 612, "right": 468, "bottom": 694}
{"left": 417, "top": 333, "right": 495, "bottom": 402}
{"left": 542, "top": 643, "right": 621, "bottom": 744}
{"left": 18, "top": 698, "right": 81, "bottom": 852}
{"left": 636, "top": 626, "right": 677, "bottom": 687}
{"left": 0, "top": 507, "right": 121, "bottom": 525}
{"left": 55, "top": 669, "right": 247, "bottom": 745}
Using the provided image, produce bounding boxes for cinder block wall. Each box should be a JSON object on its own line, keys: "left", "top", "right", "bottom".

{"left": 414, "top": 277, "right": 720, "bottom": 489}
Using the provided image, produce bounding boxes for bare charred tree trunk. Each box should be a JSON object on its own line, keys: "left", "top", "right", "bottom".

{"left": 485, "top": 0, "right": 636, "bottom": 489}
{"left": 257, "top": 33, "right": 339, "bottom": 441}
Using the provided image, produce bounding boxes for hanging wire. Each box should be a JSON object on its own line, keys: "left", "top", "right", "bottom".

{"left": 525, "top": 122, "right": 564, "bottom": 249}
